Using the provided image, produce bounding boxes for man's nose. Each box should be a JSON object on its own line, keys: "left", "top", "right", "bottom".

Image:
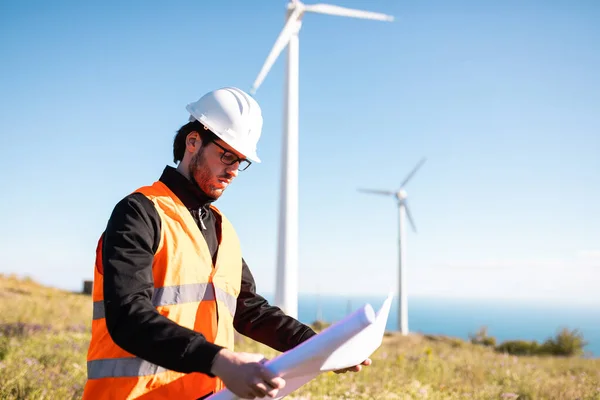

{"left": 225, "top": 163, "right": 239, "bottom": 177}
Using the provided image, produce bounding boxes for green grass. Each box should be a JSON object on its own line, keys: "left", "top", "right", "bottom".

{"left": 1, "top": 273, "right": 599, "bottom": 399}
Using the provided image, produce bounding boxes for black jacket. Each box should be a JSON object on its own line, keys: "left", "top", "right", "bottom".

{"left": 101, "top": 165, "right": 316, "bottom": 377}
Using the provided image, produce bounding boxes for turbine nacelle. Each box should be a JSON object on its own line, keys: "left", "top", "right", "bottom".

{"left": 287, "top": 1, "right": 306, "bottom": 19}
{"left": 396, "top": 189, "right": 407, "bottom": 201}
{"left": 357, "top": 157, "right": 426, "bottom": 234}
{"left": 288, "top": 0, "right": 303, "bottom": 11}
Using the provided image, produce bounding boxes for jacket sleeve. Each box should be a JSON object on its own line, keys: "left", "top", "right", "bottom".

{"left": 233, "top": 259, "right": 317, "bottom": 352}
{"left": 101, "top": 193, "right": 223, "bottom": 376}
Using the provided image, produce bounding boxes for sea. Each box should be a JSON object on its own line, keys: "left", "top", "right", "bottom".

{"left": 261, "top": 294, "right": 600, "bottom": 358}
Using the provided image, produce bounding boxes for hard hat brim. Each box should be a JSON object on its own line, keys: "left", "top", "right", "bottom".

{"left": 188, "top": 114, "right": 261, "bottom": 164}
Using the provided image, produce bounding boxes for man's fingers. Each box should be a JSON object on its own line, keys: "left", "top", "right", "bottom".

{"left": 253, "top": 376, "right": 284, "bottom": 399}
{"left": 259, "top": 366, "right": 285, "bottom": 390}
{"left": 334, "top": 362, "right": 367, "bottom": 374}
{"left": 252, "top": 381, "right": 269, "bottom": 398}
{"left": 258, "top": 378, "right": 283, "bottom": 399}
{"left": 266, "top": 386, "right": 280, "bottom": 398}
{"left": 270, "top": 376, "right": 286, "bottom": 389}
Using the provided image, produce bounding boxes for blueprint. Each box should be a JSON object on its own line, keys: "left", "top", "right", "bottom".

{"left": 207, "top": 293, "right": 393, "bottom": 400}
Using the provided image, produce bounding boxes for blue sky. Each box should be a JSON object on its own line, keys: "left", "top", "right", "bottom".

{"left": 1, "top": 0, "right": 598, "bottom": 305}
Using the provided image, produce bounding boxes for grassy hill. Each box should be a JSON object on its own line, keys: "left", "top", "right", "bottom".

{"left": 0, "top": 274, "right": 598, "bottom": 399}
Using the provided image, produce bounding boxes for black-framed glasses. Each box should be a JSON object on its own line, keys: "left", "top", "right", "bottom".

{"left": 211, "top": 140, "right": 252, "bottom": 171}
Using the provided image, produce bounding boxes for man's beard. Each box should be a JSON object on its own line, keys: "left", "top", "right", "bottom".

{"left": 188, "top": 149, "right": 230, "bottom": 200}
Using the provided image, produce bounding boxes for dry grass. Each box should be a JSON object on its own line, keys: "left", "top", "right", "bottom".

{"left": 236, "top": 333, "right": 600, "bottom": 399}
{"left": 1, "top": 274, "right": 599, "bottom": 400}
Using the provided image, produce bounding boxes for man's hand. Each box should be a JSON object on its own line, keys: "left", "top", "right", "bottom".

{"left": 210, "top": 349, "right": 286, "bottom": 399}
{"left": 334, "top": 358, "right": 372, "bottom": 374}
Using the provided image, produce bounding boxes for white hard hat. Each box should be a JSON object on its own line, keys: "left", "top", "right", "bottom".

{"left": 186, "top": 87, "right": 263, "bottom": 163}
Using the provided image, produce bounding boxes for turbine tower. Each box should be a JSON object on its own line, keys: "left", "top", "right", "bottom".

{"left": 250, "top": 0, "right": 394, "bottom": 318}
{"left": 358, "top": 157, "right": 426, "bottom": 335}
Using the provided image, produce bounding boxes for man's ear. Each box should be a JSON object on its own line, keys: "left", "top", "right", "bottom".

{"left": 186, "top": 132, "right": 202, "bottom": 153}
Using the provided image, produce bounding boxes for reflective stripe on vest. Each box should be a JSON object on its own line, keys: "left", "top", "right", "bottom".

{"left": 88, "top": 357, "right": 169, "bottom": 379}
{"left": 82, "top": 180, "right": 243, "bottom": 400}
{"left": 92, "top": 283, "right": 237, "bottom": 320}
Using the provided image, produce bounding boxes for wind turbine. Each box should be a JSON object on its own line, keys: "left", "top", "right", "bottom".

{"left": 250, "top": 0, "right": 394, "bottom": 318}
{"left": 358, "top": 157, "right": 426, "bottom": 335}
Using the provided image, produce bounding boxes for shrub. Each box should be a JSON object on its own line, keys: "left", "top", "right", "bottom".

{"left": 539, "top": 328, "right": 587, "bottom": 356}
{"left": 470, "top": 326, "right": 497, "bottom": 347}
{"left": 496, "top": 340, "right": 540, "bottom": 355}
{"left": 495, "top": 328, "right": 587, "bottom": 357}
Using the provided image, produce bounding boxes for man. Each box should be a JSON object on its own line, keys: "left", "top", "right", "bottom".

{"left": 82, "top": 87, "right": 369, "bottom": 400}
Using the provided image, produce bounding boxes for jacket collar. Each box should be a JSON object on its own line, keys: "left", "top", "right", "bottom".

{"left": 159, "top": 165, "right": 214, "bottom": 212}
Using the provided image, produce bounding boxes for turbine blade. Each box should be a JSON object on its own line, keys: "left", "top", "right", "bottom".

{"left": 404, "top": 203, "right": 417, "bottom": 233}
{"left": 303, "top": 4, "right": 394, "bottom": 22}
{"left": 251, "top": 8, "right": 303, "bottom": 94}
{"left": 357, "top": 188, "right": 394, "bottom": 196}
{"left": 400, "top": 157, "right": 426, "bottom": 188}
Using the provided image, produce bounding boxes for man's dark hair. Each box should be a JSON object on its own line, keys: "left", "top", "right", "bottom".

{"left": 173, "top": 120, "right": 218, "bottom": 163}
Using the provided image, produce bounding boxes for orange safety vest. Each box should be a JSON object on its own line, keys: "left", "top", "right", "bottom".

{"left": 82, "top": 181, "right": 242, "bottom": 400}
